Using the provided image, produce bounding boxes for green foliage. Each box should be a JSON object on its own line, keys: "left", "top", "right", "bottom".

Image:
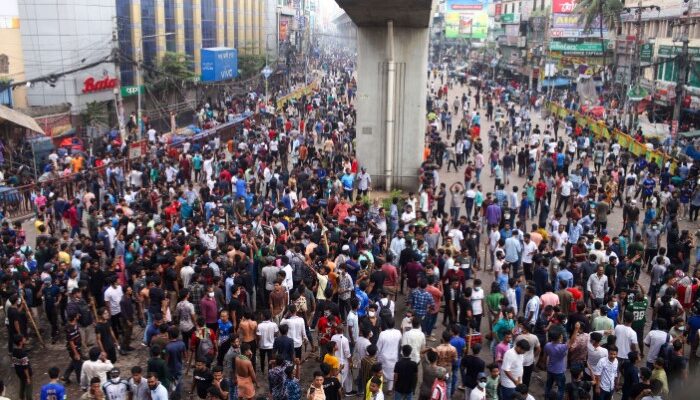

{"left": 81, "top": 101, "right": 108, "bottom": 127}
{"left": 573, "top": 0, "right": 623, "bottom": 34}
{"left": 381, "top": 189, "right": 404, "bottom": 211}
{"left": 238, "top": 54, "right": 267, "bottom": 79}
{"left": 145, "top": 52, "right": 197, "bottom": 95}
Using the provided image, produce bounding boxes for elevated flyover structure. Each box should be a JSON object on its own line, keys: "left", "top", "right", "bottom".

{"left": 336, "top": 0, "right": 436, "bottom": 190}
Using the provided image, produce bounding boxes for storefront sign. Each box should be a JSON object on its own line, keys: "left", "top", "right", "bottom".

{"left": 552, "top": 0, "right": 577, "bottom": 14}
{"left": 82, "top": 76, "right": 118, "bottom": 94}
{"left": 640, "top": 43, "right": 654, "bottom": 64}
{"left": 549, "top": 39, "right": 610, "bottom": 56}
{"left": 120, "top": 85, "right": 144, "bottom": 98}
{"left": 658, "top": 45, "right": 700, "bottom": 60}
{"left": 500, "top": 13, "right": 520, "bottom": 23}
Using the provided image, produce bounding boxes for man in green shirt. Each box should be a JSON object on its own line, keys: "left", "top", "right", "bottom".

{"left": 628, "top": 283, "right": 649, "bottom": 358}
{"left": 627, "top": 235, "right": 645, "bottom": 280}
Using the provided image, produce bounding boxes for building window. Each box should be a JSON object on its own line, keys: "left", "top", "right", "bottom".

{"left": 165, "top": 0, "right": 177, "bottom": 52}
{"left": 666, "top": 21, "right": 673, "bottom": 37}
{"left": 201, "top": 0, "right": 216, "bottom": 48}
{"left": 142, "top": 0, "right": 157, "bottom": 65}
{"left": 0, "top": 55, "right": 8, "bottom": 74}
{"left": 116, "top": 0, "right": 134, "bottom": 85}
{"left": 184, "top": 0, "right": 195, "bottom": 58}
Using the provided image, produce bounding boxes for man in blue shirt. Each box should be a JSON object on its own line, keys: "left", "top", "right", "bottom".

{"left": 341, "top": 170, "right": 355, "bottom": 201}
{"left": 355, "top": 281, "right": 370, "bottom": 317}
{"left": 40, "top": 367, "right": 66, "bottom": 400}
{"left": 504, "top": 232, "right": 522, "bottom": 273}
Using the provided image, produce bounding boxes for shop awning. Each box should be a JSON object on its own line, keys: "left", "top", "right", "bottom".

{"left": 0, "top": 105, "right": 45, "bottom": 135}
{"left": 680, "top": 130, "right": 700, "bottom": 139}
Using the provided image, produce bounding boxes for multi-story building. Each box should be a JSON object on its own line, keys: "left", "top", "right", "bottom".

{"left": 620, "top": 0, "right": 700, "bottom": 114}
{"left": 16, "top": 0, "right": 277, "bottom": 115}
{"left": 117, "top": 0, "right": 278, "bottom": 85}
{"left": 0, "top": 0, "right": 27, "bottom": 108}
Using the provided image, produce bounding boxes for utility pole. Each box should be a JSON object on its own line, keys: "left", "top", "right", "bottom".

{"left": 627, "top": 2, "right": 660, "bottom": 129}
{"left": 112, "top": 17, "right": 126, "bottom": 141}
{"left": 673, "top": 0, "right": 695, "bottom": 139}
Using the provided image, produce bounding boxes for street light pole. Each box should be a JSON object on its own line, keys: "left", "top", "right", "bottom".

{"left": 673, "top": 0, "right": 695, "bottom": 138}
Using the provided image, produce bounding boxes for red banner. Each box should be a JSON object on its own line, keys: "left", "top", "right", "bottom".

{"left": 552, "top": 0, "right": 577, "bottom": 14}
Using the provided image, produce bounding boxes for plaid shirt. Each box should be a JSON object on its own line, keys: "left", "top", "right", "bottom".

{"left": 410, "top": 288, "right": 435, "bottom": 318}
{"left": 190, "top": 282, "right": 204, "bottom": 315}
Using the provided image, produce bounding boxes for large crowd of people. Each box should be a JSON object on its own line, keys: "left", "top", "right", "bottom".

{"left": 0, "top": 46, "right": 696, "bottom": 400}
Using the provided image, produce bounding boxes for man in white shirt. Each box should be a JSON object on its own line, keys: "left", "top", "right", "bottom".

{"left": 557, "top": 176, "right": 574, "bottom": 213}
{"left": 401, "top": 317, "right": 426, "bottom": 363}
{"left": 332, "top": 331, "right": 353, "bottom": 393}
{"left": 500, "top": 339, "right": 531, "bottom": 399}
{"left": 376, "top": 320, "right": 402, "bottom": 392}
{"left": 594, "top": 346, "right": 619, "bottom": 399}
{"left": 524, "top": 286, "right": 540, "bottom": 326}
{"left": 280, "top": 306, "right": 308, "bottom": 358}
{"left": 614, "top": 312, "right": 639, "bottom": 361}
{"left": 256, "top": 311, "right": 279, "bottom": 372}
{"left": 643, "top": 319, "right": 671, "bottom": 368}
{"left": 103, "top": 278, "right": 123, "bottom": 341}
{"left": 448, "top": 222, "right": 465, "bottom": 252}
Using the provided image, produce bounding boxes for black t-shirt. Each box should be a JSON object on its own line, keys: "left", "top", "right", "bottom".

{"left": 565, "top": 380, "right": 592, "bottom": 400}
{"left": 193, "top": 368, "right": 213, "bottom": 399}
{"left": 7, "top": 306, "right": 27, "bottom": 335}
{"left": 11, "top": 347, "right": 31, "bottom": 380}
{"left": 667, "top": 352, "right": 687, "bottom": 382}
{"left": 163, "top": 267, "right": 178, "bottom": 291}
{"left": 149, "top": 287, "right": 165, "bottom": 315}
{"left": 458, "top": 296, "right": 473, "bottom": 326}
{"left": 95, "top": 321, "right": 114, "bottom": 349}
{"left": 370, "top": 270, "right": 386, "bottom": 295}
{"left": 65, "top": 323, "right": 82, "bottom": 351}
{"left": 207, "top": 379, "right": 231, "bottom": 399}
{"left": 630, "top": 382, "right": 651, "bottom": 400}
{"left": 460, "top": 355, "right": 486, "bottom": 389}
{"left": 323, "top": 376, "right": 342, "bottom": 400}
{"left": 393, "top": 358, "right": 418, "bottom": 394}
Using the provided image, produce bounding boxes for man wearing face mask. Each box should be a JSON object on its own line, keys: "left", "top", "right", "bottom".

{"left": 468, "top": 372, "right": 488, "bottom": 400}
{"left": 200, "top": 286, "right": 218, "bottom": 332}
{"left": 102, "top": 368, "right": 130, "bottom": 400}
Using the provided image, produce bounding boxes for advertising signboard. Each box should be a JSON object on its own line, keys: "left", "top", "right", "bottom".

{"left": 446, "top": 0, "right": 484, "bottom": 11}
{"left": 445, "top": 11, "right": 488, "bottom": 39}
{"left": 200, "top": 47, "right": 238, "bottom": 82}
{"left": 552, "top": 0, "right": 577, "bottom": 14}
{"left": 640, "top": 43, "right": 654, "bottom": 64}
{"left": 549, "top": 39, "right": 610, "bottom": 55}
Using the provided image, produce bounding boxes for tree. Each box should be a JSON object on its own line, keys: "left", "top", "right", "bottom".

{"left": 238, "top": 55, "right": 267, "bottom": 79}
{"left": 574, "top": 0, "right": 623, "bottom": 87}
{"left": 81, "top": 101, "right": 108, "bottom": 127}
{"left": 145, "top": 52, "right": 197, "bottom": 96}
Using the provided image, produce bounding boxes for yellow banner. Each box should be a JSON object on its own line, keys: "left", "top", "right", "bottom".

{"left": 277, "top": 81, "right": 320, "bottom": 110}
{"left": 546, "top": 102, "right": 677, "bottom": 171}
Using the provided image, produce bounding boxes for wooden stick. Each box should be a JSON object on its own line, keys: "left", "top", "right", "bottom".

{"left": 466, "top": 326, "right": 473, "bottom": 354}
{"left": 19, "top": 291, "right": 45, "bottom": 347}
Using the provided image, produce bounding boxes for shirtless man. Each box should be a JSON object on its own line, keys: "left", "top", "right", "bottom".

{"left": 235, "top": 343, "right": 257, "bottom": 400}
{"left": 238, "top": 311, "right": 258, "bottom": 371}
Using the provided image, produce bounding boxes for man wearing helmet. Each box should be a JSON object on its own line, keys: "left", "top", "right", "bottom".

{"left": 101, "top": 367, "right": 130, "bottom": 400}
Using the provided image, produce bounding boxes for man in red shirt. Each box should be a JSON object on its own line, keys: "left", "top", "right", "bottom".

{"left": 381, "top": 258, "right": 400, "bottom": 299}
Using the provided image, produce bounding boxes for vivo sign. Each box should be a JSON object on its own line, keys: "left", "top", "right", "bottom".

{"left": 201, "top": 47, "right": 238, "bottom": 82}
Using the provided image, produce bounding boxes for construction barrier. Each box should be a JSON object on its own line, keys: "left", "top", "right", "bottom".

{"left": 547, "top": 102, "right": 678, "bottom": 172}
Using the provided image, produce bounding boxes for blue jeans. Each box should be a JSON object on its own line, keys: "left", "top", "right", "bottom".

{"left": 394, "top": 392, "right": 413, "bottom": 400}
{"left": 422, "top": 313, "right": 437, "bottom": 336}
{"left": 500, "top": 385, "right": 516, "bottom": 400}
{"left": 142, "top": 311, "right": 152, "bottom": 343}
{"left": 546, "top": 372, "right": 566, "bottom": 400}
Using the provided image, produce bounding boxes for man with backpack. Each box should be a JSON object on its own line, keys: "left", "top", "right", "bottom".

{"left": 189, "top": 316, "right": 217, "bottom": 368}
{"left": 376, "top": 290, "right": 395, "bottom": 330}
{"left": 66, "top": 287, "right": 94, "bottom": 349}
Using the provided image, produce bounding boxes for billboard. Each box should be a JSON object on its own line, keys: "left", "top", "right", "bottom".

{"left": 446, "top": 0, "right": 485, "bottom": 11}
{"left": 445, "top": 11, "right": 488, "bottom": 39}
{"left": 552, "top": 0, "right": 577, "bottom": 14}
{"left": 200, "top": 47, "right": 238, "bottom": 82}
{"left": 549, "top": 39, "right": 611, "bottom": 55}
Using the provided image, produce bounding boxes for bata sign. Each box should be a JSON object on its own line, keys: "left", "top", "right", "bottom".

{"left": 82, "top": 76, "right": 119, "bottom": 94}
